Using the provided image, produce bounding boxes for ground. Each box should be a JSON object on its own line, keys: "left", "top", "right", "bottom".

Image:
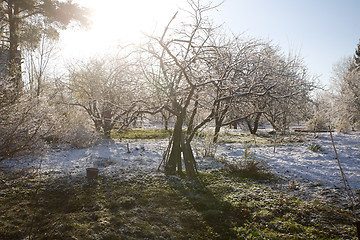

{"left": 0, "top": 128, "right": 359, "bottom": 239}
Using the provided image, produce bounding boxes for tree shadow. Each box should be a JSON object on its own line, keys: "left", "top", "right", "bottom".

{"left": 167, "top": 175, "right": 250, "bottom": 239}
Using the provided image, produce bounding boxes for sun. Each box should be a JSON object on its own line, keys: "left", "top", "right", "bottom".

{"left": 60, "top": 0, "right": 186, "bottom": 59}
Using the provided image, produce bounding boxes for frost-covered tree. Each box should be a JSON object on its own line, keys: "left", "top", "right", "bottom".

{"left": 142, "top": 0, "right": 224, "bottom": 176}
{"left": 142, "top": 1, "right": 282, "bottom": 175}
{"left": 63, "top": 54, "right": 143, "bottom": 138}
{"left": 332, "top": 56, "right": 360, "bottom": 131}
{"left": 222, "top": 43, "right": 315, "bottom": 134}
{"left": 350, "top": 39, "right": 360, "bottom": 70}
{"left": 263, "top": 54, "right": 315, "bottom": 132}
{"left": 205, "top": 36, "right": 265, "bottom": 141}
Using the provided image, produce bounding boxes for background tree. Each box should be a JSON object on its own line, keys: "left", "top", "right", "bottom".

{"left": 350, "top": 39, "right": 360, "bottom": 70}
{"left": 204, "top": 35, "right": 262, "bottom": 142}
{"left": 0, "top": 0, "right": 89, "bottom": 91}
{"left": 63, "top": 54, "right": 142, "bottom": 138}
{"left": 261, "top": 53, "right": 315, "bottom": 132}
{"left": 332, "top": 56, "right": 360, "bottom": 131}
{"left": 23, "top": 27, "right": 57, "bottom": 97}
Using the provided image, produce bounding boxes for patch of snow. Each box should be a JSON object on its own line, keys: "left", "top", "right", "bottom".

{"left": 216, "top": 132, "right": 359, "bottom": 191}
{"left": 0, "top": 132, "right": 359, "bottom": 194}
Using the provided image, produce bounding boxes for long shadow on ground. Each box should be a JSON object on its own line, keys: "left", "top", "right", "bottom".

{"left": 167, "top": 175, "right": 249, "bottom": 239}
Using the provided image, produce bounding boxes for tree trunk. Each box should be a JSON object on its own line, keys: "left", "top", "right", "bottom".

{"left": 8, "top": 2, "right": 22, "bottom": 91}
{"left": 213, "top": 125, "right": 221, "bottom": 143}
{"left": 165, "top": 116, "right": 183, "bottom": 175}
{"left": 165, "top": 113, "right": 198, "bottom": 177}
{"left": 164, "top": 118, "right": 168, "bottom": 130}
{"left": 102, "top": 118, "right": 113, "bottom": 138}
{"left": 212, "top": 103, "right": 228, "bottom": 143}
{"left": 246, "top": 112, "right": 262, "bottom": 134}
{"left": 103, "top": 127, "right": 111, "bottom": 139}
{"left": 181, "top": 139, "right": 197, "bottom": 178}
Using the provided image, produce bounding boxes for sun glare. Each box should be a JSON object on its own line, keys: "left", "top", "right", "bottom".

{"left": 60, "top": 0, "right": 185, "bottom": 60}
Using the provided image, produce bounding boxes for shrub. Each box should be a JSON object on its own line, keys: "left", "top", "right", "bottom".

{"left": 0, "top": 89, "right": 100, "bottom": 161}
{"left": 309, "top": 144, "right": 323, "bottom": 152}
{"left": 44, "top": 105, "right": 100, "bottom": 148}
{"left": 306, "top": 113, "right": 328, "bottom": 132}
{"left": 336, "top": 119, "right": 351, "bottom": 133}
{"left": 227, "top": 145, "right": 272, "bottom": 180}
{"left": 194, "top": 130, "right": 218, "bottom": 158}
{"left": 0, "top": 92, "right": 47, "bottom": 159}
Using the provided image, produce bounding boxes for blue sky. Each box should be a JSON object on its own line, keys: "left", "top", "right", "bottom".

{"left": 63, "top": 0, "right": 359, "bottom": 87}
{"left": 213, "top": 0, "right": 360, "bottom": 87}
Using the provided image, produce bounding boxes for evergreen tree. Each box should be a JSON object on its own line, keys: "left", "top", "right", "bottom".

{"left": 0, "top": 0, "right": 89, "bottom": 91}
{"left": 350, "top": 39, "right": 360, "bottom": 71}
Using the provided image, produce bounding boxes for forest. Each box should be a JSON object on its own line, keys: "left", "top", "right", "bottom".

{"left": 0, "top": 0, "right": 359, "bottom": 239}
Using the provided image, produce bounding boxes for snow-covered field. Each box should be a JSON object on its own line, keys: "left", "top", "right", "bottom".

{"left": 219, "top": 131, "right": 360, "bottom": 192}
{"left": 0, "top": 131, "right": 359, "bottom": 194}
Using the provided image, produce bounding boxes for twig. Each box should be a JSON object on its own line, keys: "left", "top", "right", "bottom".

{"left": 273, "top": 132, "right": 277, "bottom": 153}
{"left": 328, "top": 127, "right": 355, "bottom": 207}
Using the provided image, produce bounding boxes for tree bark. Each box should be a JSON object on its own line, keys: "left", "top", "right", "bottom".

{"left": 8, "top": 2, "right": 22, "bottom": 91}
{"left": 181, "top": 138, "right": 197, "bottom": 178}
{"left": 165, "top": 111, "right": 198, "bottom": 177}
{"left": 213, "top": 125, "right": 221, "bottom": 143}
{"left": 164, "top": 119, "right": 168, "bottom": 130}
{"left": 246, "top": 112, "right": 262, "bottom": 134}
{"left": 165, "top": 116, "right": 183, "bottom": 175}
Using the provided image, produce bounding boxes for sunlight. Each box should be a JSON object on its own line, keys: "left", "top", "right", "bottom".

{"left": 60, "top": 0, "right": 185, "bottom": 59}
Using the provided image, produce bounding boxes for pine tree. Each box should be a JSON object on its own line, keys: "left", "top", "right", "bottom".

{"left": 1, "top": 0, "right": 89, "bottom": 91}
{"left": 350, "top": 39, "right": 360, "bottom": 71}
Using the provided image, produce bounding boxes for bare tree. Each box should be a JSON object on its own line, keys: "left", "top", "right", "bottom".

{"left": 331, "top": 56, "right": 360, "bottom": 130}
{"left": 62, "top": 54, "right": 142, "bottom": 138}
{"left": 23, "top": 29, "right": 57, "bottom": 97}
{"left": 260, "top": 52, "right": 315, "bottom": 132}
{"left": 141, "top": 1, "right": 277, "bottom": 175}
{"left": 141, "top": 0, "right": 222, "bottom": 176}
{"left": 204, "top": 36, "right": 262, "bottom": 141}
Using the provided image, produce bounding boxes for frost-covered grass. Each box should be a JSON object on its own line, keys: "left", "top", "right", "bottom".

{"left": 0, "top": 171, "right": 357, "bottom": 239}
{"left": 217, "top": 131, "right": 274, "bottom": 145}
{"left": 0, "top": 129, "right": 359, "bottom": 239}
{"left": 111, "top": 128, "right": 172, "bottom": 140}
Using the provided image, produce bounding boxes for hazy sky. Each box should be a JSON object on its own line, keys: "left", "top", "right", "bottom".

{"left": 61, "top": 0, "right": 360, "bottom": 87}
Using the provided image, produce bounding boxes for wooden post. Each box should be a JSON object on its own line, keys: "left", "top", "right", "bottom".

{"left": 273, "top": 132, "right": 277, "bottom": 153}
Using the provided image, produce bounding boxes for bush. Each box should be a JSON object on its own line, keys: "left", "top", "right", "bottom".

{"left": 194, "top": 130, "right": 218, "bottom": 158}
{"left": 306, "top": 113, "right": 328, "bottom": 132}
{"left": 227, "top": 146, "right": 272, "bottom": 180}
{"left": 0, "top": 92, "right": 47, "bottom": 159}
{"left": 309, "top": 144, "right": 323, "bottom": 152}
{"left": 336, "top": 119, "right": 351, "bottom": 133}
{"left": 44, "top": 105, "right": 100, "bottom": 148}
{"left": 0, "top": 88, "right": 100, "bottom": 161}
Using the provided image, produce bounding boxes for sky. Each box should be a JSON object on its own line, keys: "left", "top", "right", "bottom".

{"left": 59, "top": 0, "right": 360, "bottom": 87}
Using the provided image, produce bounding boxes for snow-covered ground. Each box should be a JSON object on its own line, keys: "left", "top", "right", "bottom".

{"left": 218, "top": 131, "right": 360, "bottom": 192}
{"left": 0, "top": 131, "right": 359, "bottom": 193}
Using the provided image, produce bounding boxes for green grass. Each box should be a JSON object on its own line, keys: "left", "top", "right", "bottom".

{"left": 218, "top": 131, "right": 274, "bottom": 145}
{"left": 111, "top": 129, "right": 172, "bottom": 140}
{"left": 309, "top": 144, "right": 323, "bottom": 152}
{"left": 0, "top": 170, "right": 357, "bottom": 240}
{"left": 218, "top": 131, "right": 306, "bottom": 146}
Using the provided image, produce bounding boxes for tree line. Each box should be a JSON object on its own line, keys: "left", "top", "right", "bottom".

{"left": 1, "top": 0, "right": 358, "bottom": 177}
